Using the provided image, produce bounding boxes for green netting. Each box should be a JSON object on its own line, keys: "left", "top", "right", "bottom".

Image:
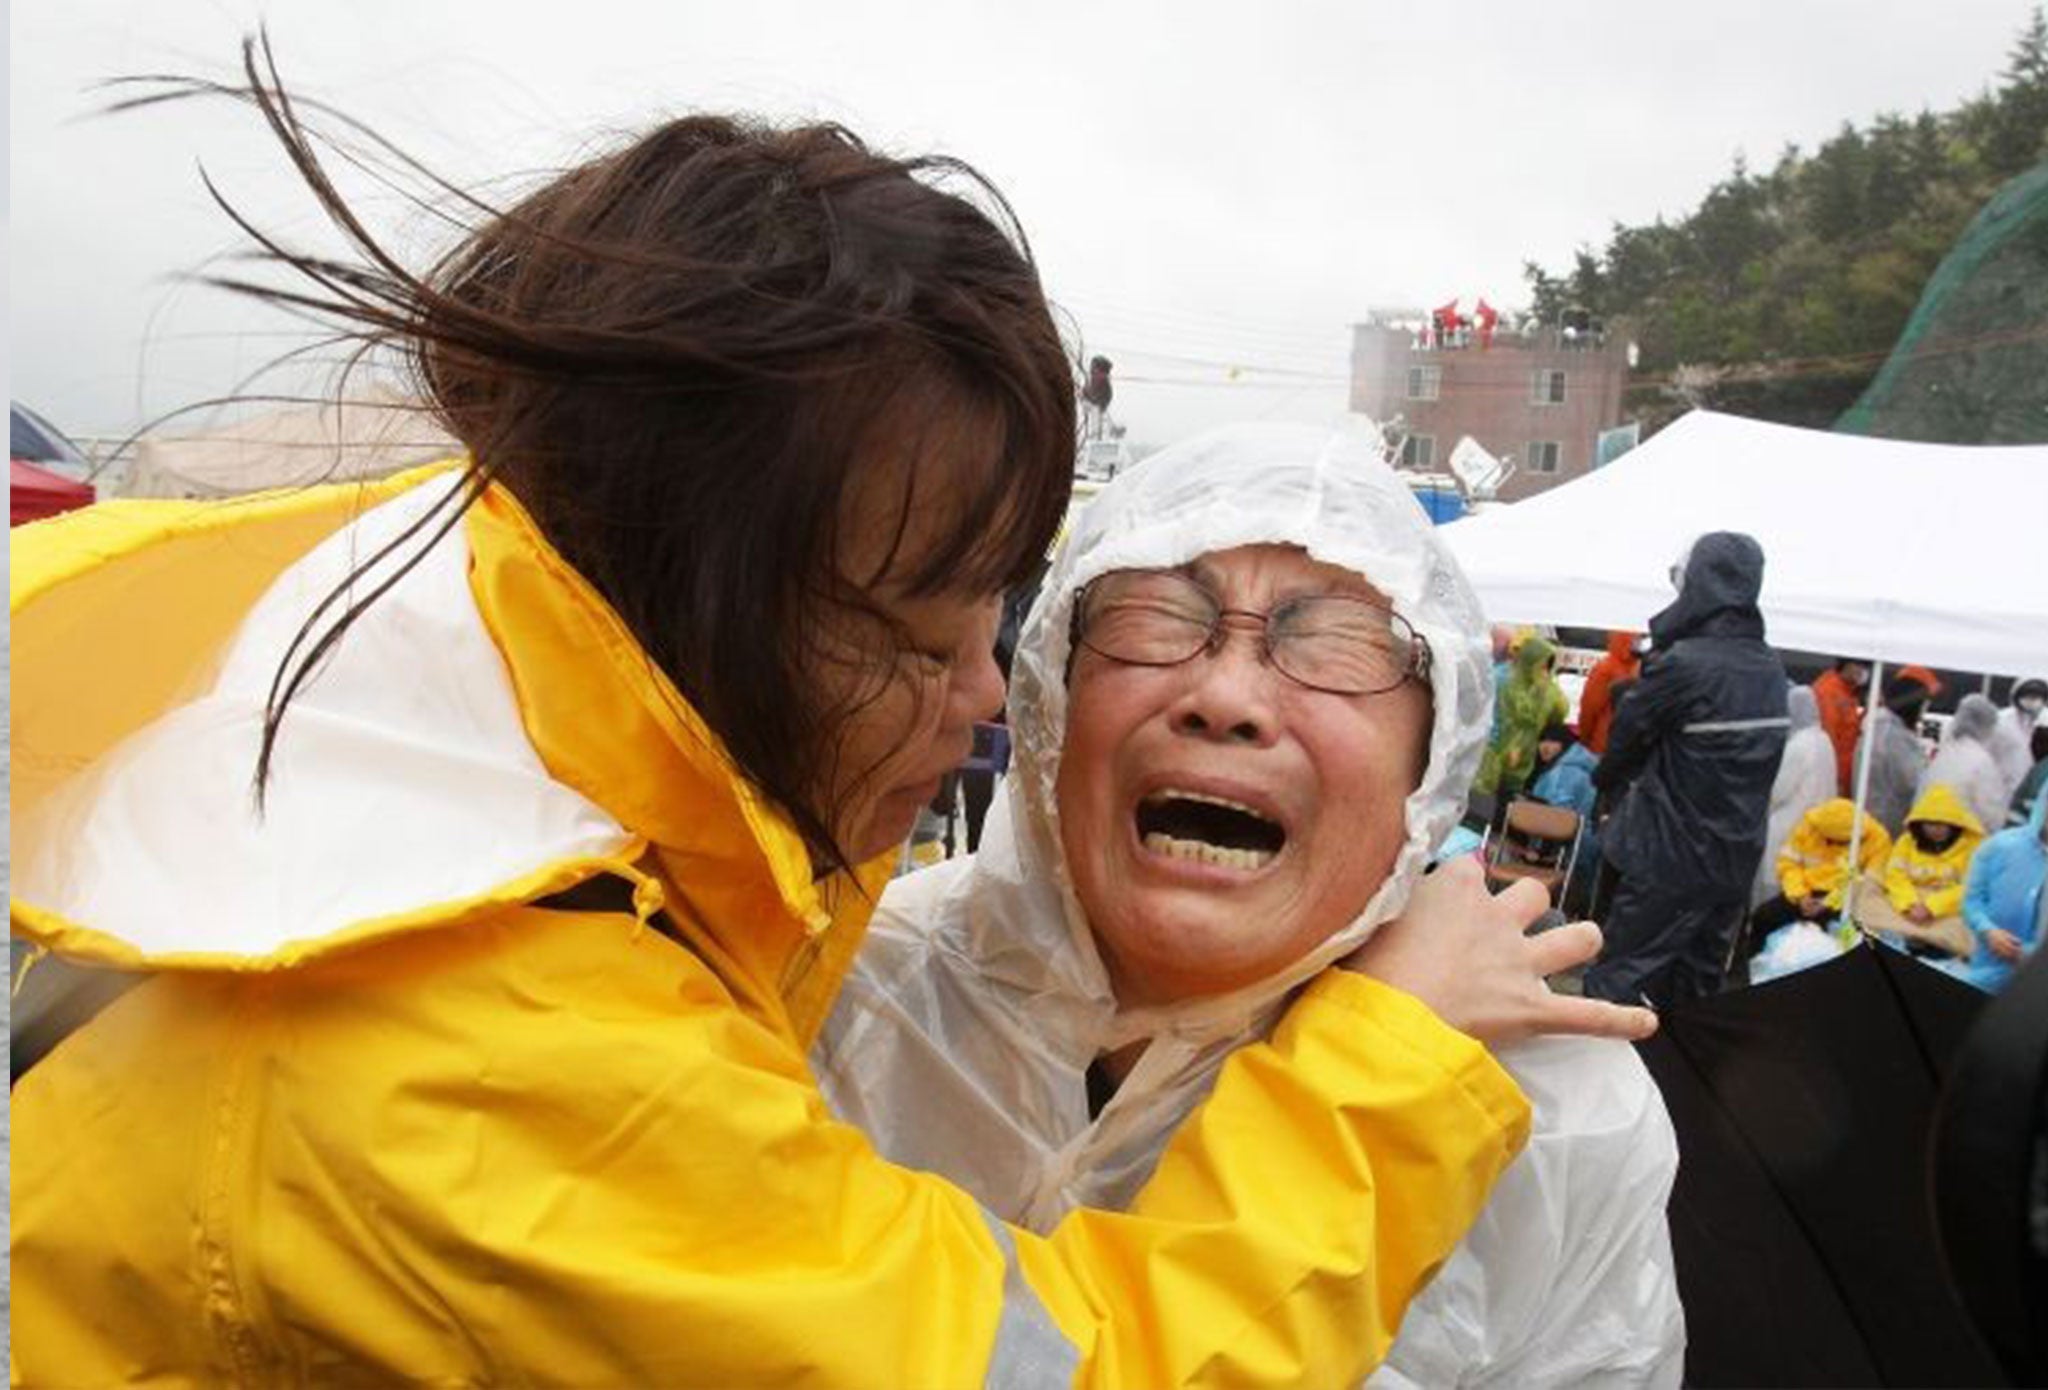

{"left": 1836, "top": 159, "right": 2048, "bottom": 442}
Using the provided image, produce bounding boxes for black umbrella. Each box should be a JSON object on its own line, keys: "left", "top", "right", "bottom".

{"left": 1637, "top": 940, "right": 2008, "bottom": 1387}
{"left": 1930, "top": 945, "right": 2048, "bottom": 1385}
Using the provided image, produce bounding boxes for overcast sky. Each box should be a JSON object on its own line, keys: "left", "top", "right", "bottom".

{"left": 9, "top": 0, "right": 2037, "bottom": 447}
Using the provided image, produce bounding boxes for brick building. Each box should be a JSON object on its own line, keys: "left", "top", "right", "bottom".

{"left": 1349, "top": 317, "right": 1632, "bottom": 502}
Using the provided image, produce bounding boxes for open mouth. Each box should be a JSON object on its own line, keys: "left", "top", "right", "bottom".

{"left": 1135, "top": 789, "right": 1287, "bottom": 870}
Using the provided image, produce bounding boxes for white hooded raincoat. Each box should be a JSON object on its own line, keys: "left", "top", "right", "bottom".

{"left": 816, "top": 424, "right": 1685, "bottom": 1388}
{"left": 1755, "top": 686, "right": 1841, "bottom": 907}
{"left": 1922, "top": 694, "right": 2020, "bottom": 847}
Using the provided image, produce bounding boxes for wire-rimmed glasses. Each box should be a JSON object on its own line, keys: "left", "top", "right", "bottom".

{"left": 1070, "top": 568, "right": 1431, "bottom": 696}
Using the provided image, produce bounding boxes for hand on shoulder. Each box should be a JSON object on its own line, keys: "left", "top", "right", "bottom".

{"left": 1342, "top": 859, "right": 1657, "bottom": 1048}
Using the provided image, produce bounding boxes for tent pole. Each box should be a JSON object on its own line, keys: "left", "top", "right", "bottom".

{"left": 1843, "top": 658, "right": 1885, "bottom": 936}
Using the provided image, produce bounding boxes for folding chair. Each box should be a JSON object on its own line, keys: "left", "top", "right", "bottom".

{"left": 1483, "top": 798, "right": 1583, "bottom": 904}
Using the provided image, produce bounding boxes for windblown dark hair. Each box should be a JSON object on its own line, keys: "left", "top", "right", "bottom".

{"left": 125, "top": 36, "right": 1077, "bottom": 872}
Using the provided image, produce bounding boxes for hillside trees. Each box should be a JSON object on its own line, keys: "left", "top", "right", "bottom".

{"left": 1527, "top": 7, "right": 2048, "bottom": 426}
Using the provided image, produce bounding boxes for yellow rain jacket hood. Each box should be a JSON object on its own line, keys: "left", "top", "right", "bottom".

{"left": 11, "top": 471, "right": 1530, "bottom": 1388}
{"left": 11, "top": 471, "right": 866, "bottom": 1024}
{"left": 817, "top": 424, "right": 1681, "bottom": 1388}
{"left": 1777, "top": 798, "right": 1892, "bottom": 906}
{"left": 1884, "top": 783, "right": 1987, "bottom": 918}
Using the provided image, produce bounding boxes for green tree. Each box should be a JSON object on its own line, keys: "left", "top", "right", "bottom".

{"left": 1861, "top": 115, "right": 1912, "bottom": 233}
{"left": 1612, "top": 220, "right": 1684, "bottom": 298}
{"left": 1685, "top": 158, "right": 1781, "bottom": 298}
{"left": 1523, "top": 261, "right": 1567, "bottom": 323}
{"left": 1985, "top": 5, "right": 2048, "bottom": 177}
{"left": 1804, "top": 124, "right": 1872, "bottom": 244}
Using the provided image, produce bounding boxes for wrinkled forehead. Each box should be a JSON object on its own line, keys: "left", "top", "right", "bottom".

{"left": 1177, "top": 543, "right": 1394, "bottom": 605}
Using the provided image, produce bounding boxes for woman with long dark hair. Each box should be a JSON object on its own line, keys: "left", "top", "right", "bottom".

{"left": 10, "top": 41, "right": 1648, "bottom": 1385}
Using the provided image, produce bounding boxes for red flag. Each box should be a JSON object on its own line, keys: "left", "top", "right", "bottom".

{"left": 10, "top": 458, "right": 94, "bottom": 526}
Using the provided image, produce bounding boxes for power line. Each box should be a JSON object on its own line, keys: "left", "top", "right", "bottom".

{"left": 1057, "top": 289, "right": 1350, "bottom": 350}
{"left": 1118, "top": 375, "right": 1350, "bottom": 389}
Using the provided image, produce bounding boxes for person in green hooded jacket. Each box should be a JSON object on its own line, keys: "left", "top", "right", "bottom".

{"left": 1475, "top": 635, "right": 1570, "bottom": 804}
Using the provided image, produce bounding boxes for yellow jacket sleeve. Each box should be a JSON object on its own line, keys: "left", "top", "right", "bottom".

{"left": 1017, "top": 970, "right": 1530, "bottom": 1387}
{"left": 1921, "top": 866, "right": 1967, "bottom": 920}
{"left": 10, "top": 911, "right": 1529, "bottom": 1390}
{"left": 1884, "top": 842, "right": 1920, "bottom": 913}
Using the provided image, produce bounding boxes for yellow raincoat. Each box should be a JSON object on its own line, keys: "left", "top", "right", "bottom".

{"left": 1775, "top": 798, "right": 1891, "bottom": 907}
{"left": 9, "top": 474, "right": 1531, "bottom": 1388}
{"left": 1882, "top": 784, "right": 1986, "bottom": 920}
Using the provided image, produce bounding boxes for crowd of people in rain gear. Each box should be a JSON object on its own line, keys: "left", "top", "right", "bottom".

{"left": 1748, "top": 667, "right": 2046, "bottom": 988}
{"left": 1466, "top": 617, "right": 2046, "bottom": 1000}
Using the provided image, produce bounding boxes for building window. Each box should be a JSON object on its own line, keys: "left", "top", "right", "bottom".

{"left": 1406, "top": 365, "right": 1441, "bottom": 401}
{"left": 1402, "top": 434, "right": 1436, "bottom": 469}
{"left": 1530, "top": 369, "right": 1566, "bottom": 405}
{"left": 1527, "top": 441, "right": 1560, "bottom": 473}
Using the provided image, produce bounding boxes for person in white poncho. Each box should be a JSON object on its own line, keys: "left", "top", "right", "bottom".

{"left": 816, "top": 423, "right": 1685, "bottom": 1387}
{"left": 1921, "top": 693, "right": 2020, "bottom": 848}
{"left": 1753, "top": 685, "right": 1840, "bottom": 909}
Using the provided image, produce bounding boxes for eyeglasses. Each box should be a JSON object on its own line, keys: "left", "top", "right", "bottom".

{"left": 1070, "top": 568, "right": 1431, "bottom": 696}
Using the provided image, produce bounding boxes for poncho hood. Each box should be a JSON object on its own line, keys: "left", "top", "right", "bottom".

{"left": 1513, "top": 634, "right": 1557, "bottom": 675}
{"left": 1807, "top": 797, "right": 1880, "bottom": 844}
{"left": 1649, "top": 530, "right": 1766, "bottom": 647}
{"left": 1947, "top": 692, "right": 2000, "bottom": 745}
{"left": 1905, "top": 783, "right": 1987, "bottom": 837}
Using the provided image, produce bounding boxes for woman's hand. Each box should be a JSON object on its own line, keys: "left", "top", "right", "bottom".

{"left": 1340, "top": 857, "right": 1657, "bottom": 1047}
{"left": 1986, "top": 928, "right": 2024, "bottom": 963}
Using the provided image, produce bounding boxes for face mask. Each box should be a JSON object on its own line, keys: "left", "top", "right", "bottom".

{"left": 2018, "top": 696, "right": 2044, "bottom": 715}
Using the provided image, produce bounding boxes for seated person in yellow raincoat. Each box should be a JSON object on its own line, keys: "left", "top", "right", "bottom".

{"left": 8, "top": 78, "right": 1655, "bottom": 1388}
{"left": 818, "top": 424, "right": 1684, "bottom": 1388}
{"left": 1851, "top": 784, "right": 1987, "bottom": 960}
{"left": 1748, "top": 797, "right": 1891, "bottom": 946}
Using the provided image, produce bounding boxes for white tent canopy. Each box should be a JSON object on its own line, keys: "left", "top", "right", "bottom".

{"left": 1440, "top": 410, "right": 2048, "bottom": 675}
{"left": 123, "top": 390, "right": 458, "bottom": 500}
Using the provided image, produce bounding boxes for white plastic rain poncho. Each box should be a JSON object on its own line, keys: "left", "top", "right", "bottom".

{"left": 1921, "top": 693, "right": 2018, "bottom": 844}
{"left": 1987, "top": 680, "right": 2044, "bottom": 793}
{"left": 1754, "top": 686, "right": 1840, "bottom": 907}
{"left": 1859, "top": 702, "right": 1929, "bottom": 836}
{"left": 815, "top": 423, "right": 1684, "bottom": 1388}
